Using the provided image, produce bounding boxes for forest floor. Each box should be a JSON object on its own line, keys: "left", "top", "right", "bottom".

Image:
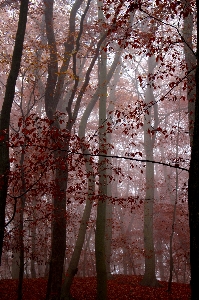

{"left": 0, "top": 275, "right": 191, "bottom": 300}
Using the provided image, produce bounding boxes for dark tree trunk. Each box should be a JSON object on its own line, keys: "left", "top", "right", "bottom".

{"left": 45, "top": 144, "right": 68, "bottom": 300}
{"left": 188, "top": 1, "right": 199, "bottom": 299}
{"left": 0, "top": 0, "right": 29, "bottom": 264}
{"left": 43, "top": 1, "right": 83, "bottom": 299}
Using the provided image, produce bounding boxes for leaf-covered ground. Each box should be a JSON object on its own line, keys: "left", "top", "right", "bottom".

{"left": 0, "top": 275, "right": 191, "bottom": 300}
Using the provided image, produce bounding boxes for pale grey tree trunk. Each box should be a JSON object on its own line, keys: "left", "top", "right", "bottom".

{"left": 60, "top": 143, "right": 95, "bottom": 300}
{"left": 17, "top": 148, "right": 26, "bottom": 300}
{"left": 141, "top": 54, "right": 160, "bottom": 287}
{"left": 30, "top": 198, "right": 37, "bottom": 278}
{"left": 182, "top": 0, "right": 196, "bottom": 147}
{"left": 82, "top": 227, "right": 93, "bottom": 277}
{"left": 117, "top": 203, "right": 135, "bottom": 275}
{"left": 95, "top": 1, "right": 108, "bottom": 299}
{"left": 105, "top": 62, "right": 121, "bottom": 278}
{"left": 168, "top": 104, "right": 180, "bottom": 291}
{"left": 156, "top": 238, "right": 165, "bottom": 281}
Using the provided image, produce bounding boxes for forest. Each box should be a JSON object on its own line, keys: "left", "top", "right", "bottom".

{"left": 0, "top": 0, "right": 199, "bottom": 299}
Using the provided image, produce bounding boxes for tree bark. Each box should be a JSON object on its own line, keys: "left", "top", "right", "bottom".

{"left": 188, "top": 2, "right": 199, "bottom": 299}
{"left": 105, "top": 63, "right": 122, "bottom": 278}
{"left": 17, "top": 148, "right": 26, "bottom": 300}
{"left": 60, "top": 40, "right": 123, "bottom": 300}
{"left": 11, "top": 204, "right": 20, "bottom": 279}
{"left": 168, "top": 107, "right": 180, "bottom": 292}
{"left": 182, "top": 0, "right": 196, "bottom": 147}
{"left": 44, "top": 1, "right": 92, "bottom": 299}
{"left": 95, "top": 2, "right": 108, "bottom": 299}
{"left": 60, "top": 145, "right": 95, "bottom": 300}
{"left": 31, "top": 198, "right": 37, "bottom": 279}
{"left": 141, "top": 54, "right": 160, "bottom": 287}
{"left": 0, "top": 0, "right": 29, "bottom": 264}
{"left": 43, "top": 1, "right": 71, "bottom": 297}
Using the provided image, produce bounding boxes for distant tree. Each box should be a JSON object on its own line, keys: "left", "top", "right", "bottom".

{"left": 140, "top": 53, "right": 160, "bottom": 287}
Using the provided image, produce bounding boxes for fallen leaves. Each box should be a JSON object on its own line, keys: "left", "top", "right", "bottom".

{"left": 0, "top": 275, "right": 191, "bottom": 300}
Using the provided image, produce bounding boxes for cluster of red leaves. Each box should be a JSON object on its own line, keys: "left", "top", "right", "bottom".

{"left": 0, "top": 275, "right": 190, "bottom": 300}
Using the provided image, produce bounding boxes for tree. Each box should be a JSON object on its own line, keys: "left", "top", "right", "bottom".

{"left": 182, "top": 0, "right": 196, "bottom": 147}
{"left": 43, "top": 1, "right": 85, "bottom": 299}
{"left": 95, "top": 0, "right": 108, "bottom": 298}
{"left": 60, "top": 39, "right": 123, "bottom": 299}
{"left": 43, "top": 0, "right": 111, "bottom": 298}
{"left": 140, "top": 53, "right": 160, "bottom": 287}
{"left": 0, "top": 0, "right": 29, "bottom": 264}
{"left": 188, "top": 1, "right": 199, "bottom": 299}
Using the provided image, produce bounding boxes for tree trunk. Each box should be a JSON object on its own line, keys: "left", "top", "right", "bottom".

{"left": 11, "top": 205, "right": 20, "bottom": 279}
{"left": 182, "top": 0, "right": 196, "bottom": 147}
{"left": 168, "top": 106, "right": 180, "bottom": 292}
{"left": 31, "top": 198, "right": 37, "bottom": 279}
{"left": 141, "top": 54, "right": 160, "bottom": 287}
{"left": 17, "top": 149, "right": 26, "bottom": 300}
{"left": 95, "top": 2, "right": 108, "bottom": 299}
{"left": 43, "top": 1, "right": 82, "bottom": 299}
{"left": 44, "top": 0, "right": 109, "bottom": 297}
{"left": 45, "top": 148, "right": 68, "bottom": 300}
{"left": 105, "top": 61, "right": 122, "bottom": 279}
{"left": 0, "top": 0, "right": 29, "bottom": 265}
{"left": 60, "top": 146, "right": 95, "bottom": 300}
{"left": 188, "top": 2, "right": 199, "bottom": 299}
{"left": 60, "top": 37, "right": 123, "bottom": 299}
{"left": 17, "top": 196, "right": 25, "bottom": 300}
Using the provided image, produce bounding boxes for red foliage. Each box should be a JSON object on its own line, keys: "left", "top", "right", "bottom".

{"left": 0, "top": 276, "right": 190, "bottom": 300}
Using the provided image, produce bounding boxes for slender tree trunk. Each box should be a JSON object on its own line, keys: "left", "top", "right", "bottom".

{"left": 168, "top": 105, "right": 180, "bottom": 292}
{"left": 188, "top": 2, "right": 199, "bottom": 299}
{"left": 11, "top": 205, "right": 20, "bottom": 279}
{"left": 156, "top": 239, "right": 165, "bottom": 281}
{"left": 31, "top": 198, "right": 37, "bottom": 279}
{"left": 104, "top": 61, "right": 122, "bottom": 279}
{"left": 105, "top": 199, "right": 112, "bottom": 278}
{"left": 0, "top": 0, "right": 29, "bottom": 264}
{"left": 17, "top": 196, "right": 25, "bottom": 300}
{"left": 17, "top": 149, "right": 26, "bottom": 300}
{"left": 95, "top": 2, "right": 107, "bottom": 299}
{"left": 182, "top": 0, "right": 196, "bottom": 147}
{"left": 117, "top": 204, "right": 134, "bottom": 276}
{"left": 141, "top": 54, "right": 160, "bottom": 287}
{"left": 60, "top": 147, "right": 95, "bottom": 300}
